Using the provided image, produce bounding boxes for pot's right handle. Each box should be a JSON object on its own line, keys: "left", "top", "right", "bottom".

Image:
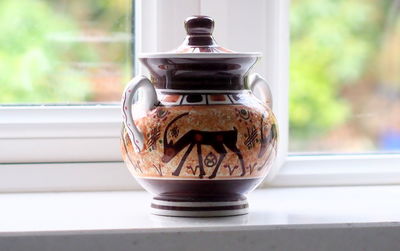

{"left": 247, "top": 73, "right": 273, "bottom": 109}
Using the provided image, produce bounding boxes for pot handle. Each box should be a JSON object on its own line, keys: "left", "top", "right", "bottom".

{"left": 247, "top": 73, "right": 273, "bottom": 109}
{"left": 121, "top": 75, "right": 158, "bottom": 152}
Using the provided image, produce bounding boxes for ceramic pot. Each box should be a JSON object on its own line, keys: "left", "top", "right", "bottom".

{"left": 121, "top": 16, "right": 278, "bottom": 217}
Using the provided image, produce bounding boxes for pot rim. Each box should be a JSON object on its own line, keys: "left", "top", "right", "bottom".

{"left": 138, "top": 52, "right": 262, "bottom": 59}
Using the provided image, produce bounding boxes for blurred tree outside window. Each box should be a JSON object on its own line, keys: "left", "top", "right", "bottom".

{"left": 290, "top": 0, "right": 400, "bottom": 153}
{"left": 0, "top": 0, "right": 132, "bottom": 103}
{"left": 1, "top": 0, "right": 399, "bottom": 154}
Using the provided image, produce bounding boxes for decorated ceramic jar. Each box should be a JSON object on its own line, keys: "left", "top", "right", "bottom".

{"left": 121, "top": 16, "right": 278, "bottom": 217}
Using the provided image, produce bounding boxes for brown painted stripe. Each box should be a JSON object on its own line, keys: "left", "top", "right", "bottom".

{"left": 151, "top": 203, "right": 248, "bottom": 211}
{"left": 153, "top": 197, "right": 246, "bottom": 203}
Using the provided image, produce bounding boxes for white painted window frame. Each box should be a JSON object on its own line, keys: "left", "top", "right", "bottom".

{"left": 0, "top": 0, "right": 399, "bottom": 192}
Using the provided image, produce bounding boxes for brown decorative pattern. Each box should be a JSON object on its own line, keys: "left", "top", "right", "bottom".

{"left": 186, "top": 165, "right": 200, "bottom": 175}
{"left": 170, "top": 126, "right": 179, "bottom": 138}
{"left": 146, "top": 126, "right": 161, "bottom": 151}
{"left": 223, "top": 164, "right": 239, "bottom": 176}
{"left": 204, "top": 152, "right": 217, "bottom": 167}
{"left": 246, "top": 163, "right": 257, "bottom": 175}
{"left": 244, "top": 126, "right": 258, "bottom": 150}
{"left": 157, "top": 91, "right": 259, "bottom": 107}
{"left": 152, "top": 164, "right": 163, "bottom": 176}
{"left": 121, "top": 93, "right": 277, "bottom": 180}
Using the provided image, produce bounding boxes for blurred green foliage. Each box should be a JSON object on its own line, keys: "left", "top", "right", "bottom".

{"left": 0, "top": 0, "right": 130, "bottom": 103}
{"left": 290, "top": 0, "right": 390, "bottom": 138}
{"left": 0, "top": 0, "right": 94, "bottom": 103}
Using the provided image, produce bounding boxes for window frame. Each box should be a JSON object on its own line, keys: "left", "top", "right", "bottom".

{"left": 1, "top": 0, "right": 399, "bottom": 192}
{"left": 0, "top": 105, "right": 121, "bottom": 163}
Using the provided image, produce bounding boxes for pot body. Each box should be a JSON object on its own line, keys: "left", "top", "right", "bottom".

{"left": 121, "top": 15, "right": 278, "bottom": 217}
{"left": 121, "top": 87, "right": 278, "bottom": 216}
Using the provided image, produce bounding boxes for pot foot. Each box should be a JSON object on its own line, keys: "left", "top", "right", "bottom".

{"left": 150, "top": 197, "right": 249, "bottom": 217}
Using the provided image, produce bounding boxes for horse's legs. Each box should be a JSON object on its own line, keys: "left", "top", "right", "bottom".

{"left": 196, "top": 143, "right": 206, "bottom": 178}
{"left": 209, "top": 144, "right": 227, "bottom": 179}
{"left": 224, "top": 143, "right": 246, "bottom": 176}
{"left": 172, "top": 143, "right": 195, "bottom": 176}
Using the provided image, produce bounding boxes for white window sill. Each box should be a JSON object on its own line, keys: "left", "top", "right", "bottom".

{"left": 1, "top": 186, "right": 400, "bottom": 250}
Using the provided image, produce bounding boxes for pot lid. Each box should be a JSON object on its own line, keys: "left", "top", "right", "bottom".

{"left": 139, "top": 16, "right": 261, "bottom": 59}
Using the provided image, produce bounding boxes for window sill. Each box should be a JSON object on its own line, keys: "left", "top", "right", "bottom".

{"left": 1, "top": 186, "right": 400, "bottom": 250}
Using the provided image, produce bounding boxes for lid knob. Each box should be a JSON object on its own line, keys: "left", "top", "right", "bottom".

{"left": 174, "top": 15, "right": 234, "bottom": 52}
{"left": 185, "top": 16, "right": 214, "bottom": 35}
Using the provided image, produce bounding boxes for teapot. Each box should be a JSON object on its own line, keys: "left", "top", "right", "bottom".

{"left": 121, "top": 16, "right": 278, "bottom": 217}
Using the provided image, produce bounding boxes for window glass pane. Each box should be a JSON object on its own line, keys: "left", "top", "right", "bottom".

{"left": 0, "top": 0, "right": 132, "bottom": 104}
{"left": 290, "top": 0, "right": 400, "bottom": 153}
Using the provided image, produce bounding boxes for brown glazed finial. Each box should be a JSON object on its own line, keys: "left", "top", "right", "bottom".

{"left": 174, "top": 15, "right": 234, "bottom": 52}
{"left": 183, "top": 16, "right": 216, "bottom": 47}
{"left": 184, "top": 15, "right": 214, "bottom": 35}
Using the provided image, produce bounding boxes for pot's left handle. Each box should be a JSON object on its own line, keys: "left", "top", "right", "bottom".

{"left": 122, "top": 75, "right": 158, "bottom": 152}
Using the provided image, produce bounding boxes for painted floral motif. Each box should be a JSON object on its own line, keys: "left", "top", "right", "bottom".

{"left": 223, "top": 164, "right": 239, "bottom": 176}
{"left": 238, "top": 109, "right": 250, "bottom": 120}
{"left": 244, "top": 126, "right": 258, "bottom": 150}
{"left": 186, "top": 165, "right": 200, "bottom": 175}
{"left": 170, "top": 125, "right": 179, "bottom": 138}
{"left": 152, "top": 164, "right": 163, "bottom": 176}
{"left": 132, "top": 160, "right": 142, "bottom": 173}
{"left": 246, "top": 163, "right": 257, "bottom": 175}
{"left": 204, "top": 152, "right": 217, "bottom": 167}
{"left": 156, "top": 109, "right": 169, "bottom": 119}
{"left": 146, "top": 126, "right": 161, "bottom": 151}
